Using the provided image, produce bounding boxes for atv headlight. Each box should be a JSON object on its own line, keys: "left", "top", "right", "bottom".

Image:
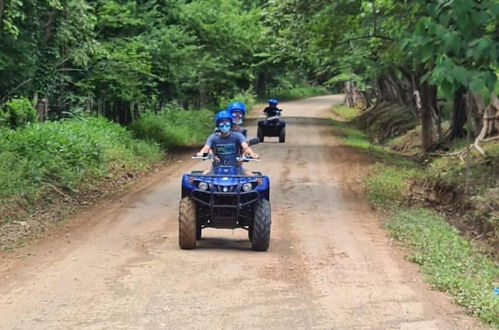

{"left": 198, "top": 182, "right": 209, "bottom": 191}
{"left": 242, "top": 182, "right": 253, "bottom": 192}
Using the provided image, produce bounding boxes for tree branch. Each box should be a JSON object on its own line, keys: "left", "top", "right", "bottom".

{"left": 426, "top": 135, "right": 499, "bottom": 160}
{"left": 44, "top": 182, "right": 71, "bottom": 199}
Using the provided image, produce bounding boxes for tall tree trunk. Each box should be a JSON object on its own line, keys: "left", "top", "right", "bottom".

{"left": 465, "top": 90, "right": 483, "bottom": 138}
{"left": 472, "top": 95, "right": 499, "bottom": 156}
{"left": 344, "top": 81, "right": 355, "bottom": 107}
{"left": 379, "top": 79, "right": 392, "bottom": 102}
{"left": 484, "top": 95, "right": 499, "bottom": 137}
{"left": 0, "top": 0, "right": 4, "bottom": 21}
{"left": 399, "top": 68, "right": 419, "bottom": 118}
{"left": 450, "top": 86, "right": 467, "bottom": 139}
{"left": 255, "top": 72, "right": 266, "bottom": 98}
{"left": 420, "top": 82, "right": 438, "bottom": 151}
{"left": 372, "top": 79, "right": 383, "bottom": 103}
{"left": 353, "top": 87, "right": 367, "bottom": 109}
{"left": 474, "top": 93, "right": 499, "bottom": 140}
{"left": 123, "top": 101, "right": 132, "bottom": 125}
{"left": 385, "top": 75, "right": 404, "bottom": 104}
{"left": 361, "top": 90, "right": 373, "bottom": 108}
{"left": 44, "top": 11, "right": 55, "bottom": 44}
{"left": 34, "top": 92, "right": 49, "bottom": 122}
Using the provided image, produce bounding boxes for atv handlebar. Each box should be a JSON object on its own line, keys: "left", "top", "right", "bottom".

{"left": 192, "top": 153, "right": 212, "bottom": 161}
{"left": 236, "top": 156, "right": 261, "bottom": 162}
{"left": 192, "top": 154, "right": 260, "bottom": 162}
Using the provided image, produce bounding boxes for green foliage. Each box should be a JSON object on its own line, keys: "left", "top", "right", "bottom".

{"left": 402, "top": 0, "right": 498, "bottom": 97}
{"left": 326, "top": 73, "right": 367, "bottom": 90}
{"left": 386, "top": 208, "right": 499, "bottom": 324}
{"left": 304, "top": 0, "right": 412, "bottom": 90}
{"left": 364, "top": 164, "right": 419, "bottom": 208}
{"left": 0, "top": 117, "right": 162, "bottom": 203}
{"left": 1, "top": 0, "right": 299, "bottom": 119}
{"left": 217, "top": 88, "right": 257, "bottom": 111}
{"left": 129, "top": 109, "right": 214, "bottom": 149}
{"left": 268, "top": 85, "right": 328, "bottom": 101}
{"left": 0, "top": 97, "right": 38, "bottom": 129}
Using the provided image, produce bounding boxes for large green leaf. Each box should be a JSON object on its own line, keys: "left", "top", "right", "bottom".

{"left": 469, "top": 78, "right": 485, "bottom": 92}
{"left": 451, "top": 65, "right": 470, "bottom": 85}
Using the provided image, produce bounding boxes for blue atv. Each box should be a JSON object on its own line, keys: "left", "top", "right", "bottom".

{"left": 179, "top": 154, "right": 271, "bottom": 251}
{"left": 257, "top": 109, "right": 286, "bottom": 143}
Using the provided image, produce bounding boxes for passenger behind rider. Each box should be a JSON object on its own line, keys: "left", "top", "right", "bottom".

{"left": 226, "top": 101, "right": 248, "bottom": 137}
{"left": 263, "top": 98, "right": 281, "bottom": 118}
{"left": 197, "top": 110, "right": 259, "bottom": 176}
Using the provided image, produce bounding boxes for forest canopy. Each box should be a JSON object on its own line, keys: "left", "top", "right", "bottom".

{"left": 0, "top": 0, "right": 497, "bottom": 148}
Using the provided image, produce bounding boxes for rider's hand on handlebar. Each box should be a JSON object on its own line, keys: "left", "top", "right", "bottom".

{"left": 249, "top": 152, "right": 259, "bottom": 159}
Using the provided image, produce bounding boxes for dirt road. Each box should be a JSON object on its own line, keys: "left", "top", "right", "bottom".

{"left": 0, "top": 95, "right": 483, "bottom": 329}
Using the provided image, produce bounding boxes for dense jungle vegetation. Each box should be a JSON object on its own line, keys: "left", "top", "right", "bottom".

{"left": 0, "top": 0, "right": 499, "bottom": 144}
{"left": 1, "top": 0, "right": 497, "bottom": 138}
{"left": 0, "top": 0, "right": 328, "bottom": 123}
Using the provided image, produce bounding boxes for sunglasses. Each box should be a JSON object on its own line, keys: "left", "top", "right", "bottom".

{"left": 218, "top": 122, "right": 231, "bottom": 127}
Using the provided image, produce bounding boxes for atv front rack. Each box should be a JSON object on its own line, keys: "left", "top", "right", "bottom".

{"left": 192, "top": 189, "right": 260, "bottom": 208}
{"left": 191, "top": 189, "right": 260, "bottom": 226}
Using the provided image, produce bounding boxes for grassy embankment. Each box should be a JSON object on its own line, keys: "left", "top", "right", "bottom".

{"left": 330, "top": 105, "right": 499, "bottom": 325}
{"left": 0, "top": 108, "right": 214, "bottom": 240}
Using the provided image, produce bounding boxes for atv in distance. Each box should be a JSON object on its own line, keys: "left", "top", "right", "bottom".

{"left": 257, "top": 109, "right": 286, "bottom": 143}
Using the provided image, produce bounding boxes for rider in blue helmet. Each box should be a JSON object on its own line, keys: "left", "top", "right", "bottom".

{"left": 226, "top": 101, "right": 248, "bottom": 137}
{"left": 263, "top": 98, "right": 281, "bottom": 118}
{"left": 197, "top": 110, "right": 258, "bottom": 175}
{"left": 214, "top": 110, "right": 233, "bottom": 133}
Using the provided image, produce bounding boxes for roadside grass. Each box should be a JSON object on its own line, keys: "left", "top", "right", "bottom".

{"left": 129, "top": 109, "right": 214, "bottom": 149}
{"left": 0, "top": 117, "right": 162, "bottom": 205}
{"left": 331, "top": 105, "right": 361, "bottom": 121}
{"left": 329, "top": 111, "right": 499, "bottom": 325}
{"left": 363, "top": 164, "right": 423, "bottom": 208}
{"left": 387, "top": 208, "right": 499, "bottom": 324}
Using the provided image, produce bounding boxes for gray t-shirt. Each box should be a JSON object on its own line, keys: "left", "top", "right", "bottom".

{"left": 205, "top": 132, "right": 246, "bottom": 167}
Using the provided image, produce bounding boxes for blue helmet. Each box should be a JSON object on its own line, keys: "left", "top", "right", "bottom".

{"left": 268, "top": 98, "right": 278, "bottom": 105}
{"left": 227, "top": 101, "right": 246, "bottom": 115}
{"left": 215, "top": 110, "right": 233, "bottom": 125}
